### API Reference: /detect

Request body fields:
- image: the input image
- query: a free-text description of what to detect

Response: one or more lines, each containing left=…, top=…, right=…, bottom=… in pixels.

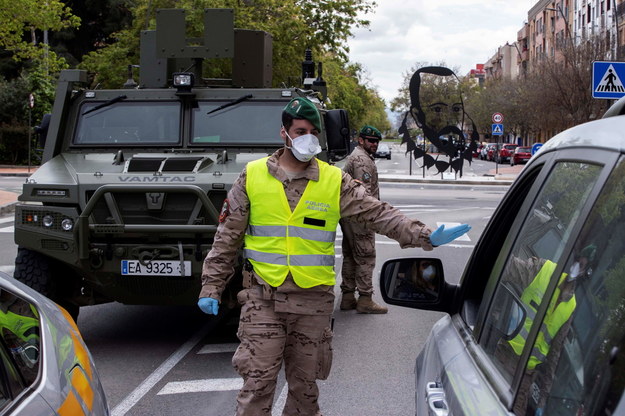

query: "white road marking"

left=111, top=321, right=213, bottom=416
left=273, top=384, right=289, bottom=416
left=157, top=378, right=243, bottom=395
left=197, top=343, right=238, bottom=354
left=0, top=266, right=14, bottom=274
left=0, top=217, right=13, bottom=224
left=0, top=226, right=14, bottom=233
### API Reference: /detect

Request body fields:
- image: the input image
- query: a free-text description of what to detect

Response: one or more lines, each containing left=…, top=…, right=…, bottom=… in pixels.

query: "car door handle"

left=426, top=381, right=449, bottom=416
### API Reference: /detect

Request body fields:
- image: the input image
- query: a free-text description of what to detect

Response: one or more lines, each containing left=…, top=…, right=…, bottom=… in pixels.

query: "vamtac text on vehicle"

left=13, top=9, right=351, bottom=320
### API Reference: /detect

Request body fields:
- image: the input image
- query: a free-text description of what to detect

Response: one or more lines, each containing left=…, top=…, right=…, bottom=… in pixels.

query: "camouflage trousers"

left=232, top=292, right=333, bottom=416
left=339, top=220, right=376, bottom=296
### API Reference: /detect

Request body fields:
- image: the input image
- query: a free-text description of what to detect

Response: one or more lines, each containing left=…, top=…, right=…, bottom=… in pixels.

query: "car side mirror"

left=323, top=109, right=350, bottom=161
left=380, top=258, right=444, bottom=306
left=486, top=282, right=527, bottom=340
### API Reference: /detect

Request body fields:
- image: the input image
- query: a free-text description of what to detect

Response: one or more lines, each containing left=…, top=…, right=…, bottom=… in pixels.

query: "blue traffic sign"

left=492, top=123, right=503, bottom=136
left=592, top=61, right=625, bottom=99
left=531, top=143, right=543, bottom=155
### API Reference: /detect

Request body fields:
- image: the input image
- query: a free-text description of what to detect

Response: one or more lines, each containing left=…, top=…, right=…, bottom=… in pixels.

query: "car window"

left=0, top=290, right=41, bottom=388
left=477, top=161, right=603, bottom=408
left=514, top=157, right=625, bottom=415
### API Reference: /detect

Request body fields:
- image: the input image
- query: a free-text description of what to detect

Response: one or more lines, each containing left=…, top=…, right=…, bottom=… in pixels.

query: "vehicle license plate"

left=121, top=260, right=192, bottom=276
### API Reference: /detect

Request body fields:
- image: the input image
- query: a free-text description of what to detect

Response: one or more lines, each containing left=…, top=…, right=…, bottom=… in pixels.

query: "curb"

left=0, top=202, right=17, bottom=215
left=0, top=172, right=32, bottom=177
left=379, top=176, right=515, bottom=186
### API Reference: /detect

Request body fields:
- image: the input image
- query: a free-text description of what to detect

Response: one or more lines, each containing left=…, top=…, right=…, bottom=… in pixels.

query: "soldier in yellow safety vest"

left=197, top=97, right=471, bottom=416
left=505, top=244, right=595, bottom=414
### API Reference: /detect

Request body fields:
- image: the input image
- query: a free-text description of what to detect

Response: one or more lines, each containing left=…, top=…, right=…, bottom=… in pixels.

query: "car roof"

left=538, top=113, right=625, bottom=156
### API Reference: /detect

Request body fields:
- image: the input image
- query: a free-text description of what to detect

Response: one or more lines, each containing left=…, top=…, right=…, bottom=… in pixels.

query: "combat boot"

left=340, top=292, right=357, bottom=310
left=356, top=295, right=388, bottom=314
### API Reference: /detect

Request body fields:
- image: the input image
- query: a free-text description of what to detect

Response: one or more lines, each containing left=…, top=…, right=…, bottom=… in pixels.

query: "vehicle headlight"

left=42, top=215, right=54, bottom=228
left=61, top=218, right=74, bottom=231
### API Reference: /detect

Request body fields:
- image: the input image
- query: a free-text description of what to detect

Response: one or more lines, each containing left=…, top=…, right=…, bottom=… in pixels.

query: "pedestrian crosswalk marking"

left=595, top=64, right=625, bottom=93
left=157, top=378, right=243, bottom=395
left=0, top=226, right=14, bottom=233
left=0, top=217, right=13, bottom=224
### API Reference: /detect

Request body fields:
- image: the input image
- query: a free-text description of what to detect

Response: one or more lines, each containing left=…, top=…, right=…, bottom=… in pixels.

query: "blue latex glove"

left=430, top=223, right=471, bottom=247
left=198, top=297, right=219, bottom=315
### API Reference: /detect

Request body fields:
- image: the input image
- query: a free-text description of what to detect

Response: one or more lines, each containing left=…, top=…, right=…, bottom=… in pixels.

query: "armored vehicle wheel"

left=14, top=248, right=80, bottom=321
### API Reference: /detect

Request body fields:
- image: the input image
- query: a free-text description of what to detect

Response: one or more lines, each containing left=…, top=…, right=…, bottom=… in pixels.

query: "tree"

left=0, top=0, right=80, bottom=74
left=323, top=56, right=389, bottom=132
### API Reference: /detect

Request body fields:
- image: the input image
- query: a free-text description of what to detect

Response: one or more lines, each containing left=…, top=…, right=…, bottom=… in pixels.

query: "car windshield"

left=504, top=145, right=516, bottom=150
left=192, top=101, right=285, bottom=145
left=519, top=147, right=531, bottom=152
left=74, top=101, right=181, bottom=145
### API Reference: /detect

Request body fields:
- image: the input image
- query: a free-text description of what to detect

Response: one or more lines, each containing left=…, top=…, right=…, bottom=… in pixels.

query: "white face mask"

left=285, top=130, right=322, bottom=162
left=567, top=261, right=582, bottom=281
left=422, top=265, right=436, bottom=282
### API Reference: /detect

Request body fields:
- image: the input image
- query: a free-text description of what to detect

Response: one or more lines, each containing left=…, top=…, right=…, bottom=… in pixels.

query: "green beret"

left=283, top=97, right=322, bottom=132
left=360, top=125, right=382, bottom=140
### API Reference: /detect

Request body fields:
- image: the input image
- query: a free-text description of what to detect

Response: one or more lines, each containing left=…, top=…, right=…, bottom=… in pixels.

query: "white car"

left=374, top=143, right=391, bottom=159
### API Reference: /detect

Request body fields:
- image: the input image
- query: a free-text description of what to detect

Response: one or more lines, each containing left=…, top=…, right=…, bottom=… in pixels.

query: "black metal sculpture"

left=399, top=66, right=479, bottom=176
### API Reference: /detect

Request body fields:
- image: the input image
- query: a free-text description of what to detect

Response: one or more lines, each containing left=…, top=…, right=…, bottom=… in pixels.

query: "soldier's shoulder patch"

left=219, top=199, right=230, bottom=223
left=362, top=172, right=371, bottom=182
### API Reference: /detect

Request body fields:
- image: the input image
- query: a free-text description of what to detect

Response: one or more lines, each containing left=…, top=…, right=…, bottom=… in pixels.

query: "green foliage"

left=323, top=56, right=389, bottom=133
left=0, top=69, right=56, bottom=164
left=0, top=0, right=80, bottom=73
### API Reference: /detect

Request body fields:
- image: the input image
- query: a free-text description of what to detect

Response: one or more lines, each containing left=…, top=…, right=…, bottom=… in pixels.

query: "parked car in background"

left=511, top=146, right=532, bottom=166
left=473, top=144, right=483, bottom=158
left=479, top=143, right=489, bottom=159
left=486, top=143, right=499, bottom=161
left=379, top=97, right=625, bottom=415
left=497, top=143, right=518, bottom=163
left=374, top=142, right=391, bottom=159
left=0, top=271, right=109, bottom=415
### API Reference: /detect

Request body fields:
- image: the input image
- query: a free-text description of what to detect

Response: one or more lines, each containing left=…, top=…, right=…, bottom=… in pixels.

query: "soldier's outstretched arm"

left=200, top=170, right=250, bottom=302
left=339, top=173, right=469, bottom=249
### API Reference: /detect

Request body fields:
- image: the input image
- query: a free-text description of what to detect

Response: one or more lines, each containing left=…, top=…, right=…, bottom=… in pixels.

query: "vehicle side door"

left=426, top=147, right=617, bottom=415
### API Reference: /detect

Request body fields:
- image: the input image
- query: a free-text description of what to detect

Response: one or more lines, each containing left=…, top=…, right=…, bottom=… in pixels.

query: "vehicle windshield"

left=74, top=101, right=181, bottom=145
left=192, top=101, right=285, bottom=145
left=518, top=147, right=532, bottom=152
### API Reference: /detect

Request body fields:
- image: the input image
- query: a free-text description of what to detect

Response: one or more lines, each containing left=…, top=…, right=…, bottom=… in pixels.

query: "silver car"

left=381, top=97, right=625, bottom=415
left=0, top=271, right=108, bottom=415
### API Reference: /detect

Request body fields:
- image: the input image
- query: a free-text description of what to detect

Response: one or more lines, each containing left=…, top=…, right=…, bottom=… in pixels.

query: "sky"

left=346, top=0, right=539, bottom=108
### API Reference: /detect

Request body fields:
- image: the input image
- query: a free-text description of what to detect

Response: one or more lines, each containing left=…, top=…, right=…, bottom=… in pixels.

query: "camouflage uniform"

left=340, top=144, right=380, bottom=303
left=200, top=149, right=433, bottom=416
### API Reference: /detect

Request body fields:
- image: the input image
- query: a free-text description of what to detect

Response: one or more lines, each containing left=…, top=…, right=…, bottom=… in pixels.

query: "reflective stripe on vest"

left=245, top=157, right=341, bottom=288
left=508, top=260, right=576, bottom=370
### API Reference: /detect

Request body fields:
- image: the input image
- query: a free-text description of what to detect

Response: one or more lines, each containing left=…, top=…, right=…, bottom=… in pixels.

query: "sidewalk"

left=0, top=163, right=523, bottom=214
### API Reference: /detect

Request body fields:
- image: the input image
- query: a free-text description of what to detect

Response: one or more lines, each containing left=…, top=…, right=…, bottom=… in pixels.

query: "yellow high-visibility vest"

left=244, top=157, right=341, bottom=288
left=508, top=260, right=576, bottom=370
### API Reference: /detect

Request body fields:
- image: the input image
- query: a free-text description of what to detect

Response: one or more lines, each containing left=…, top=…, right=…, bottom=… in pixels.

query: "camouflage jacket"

left=200, top=149, right=433, bottom=314
left=343, top=145, right=379, bottom=199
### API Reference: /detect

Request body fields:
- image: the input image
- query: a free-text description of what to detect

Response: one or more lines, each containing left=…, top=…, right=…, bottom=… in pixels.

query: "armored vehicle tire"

left=14, top=248, right=80, bottom=321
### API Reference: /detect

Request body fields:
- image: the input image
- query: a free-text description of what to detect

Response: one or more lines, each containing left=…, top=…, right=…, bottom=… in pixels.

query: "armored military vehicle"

left=13, top=9, right=351, bottom=319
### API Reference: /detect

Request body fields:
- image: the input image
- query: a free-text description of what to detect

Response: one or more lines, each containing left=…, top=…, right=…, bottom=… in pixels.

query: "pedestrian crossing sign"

left=492, top=123, right=503, bottom=136
left=592, top=61, right=625, bottom=99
